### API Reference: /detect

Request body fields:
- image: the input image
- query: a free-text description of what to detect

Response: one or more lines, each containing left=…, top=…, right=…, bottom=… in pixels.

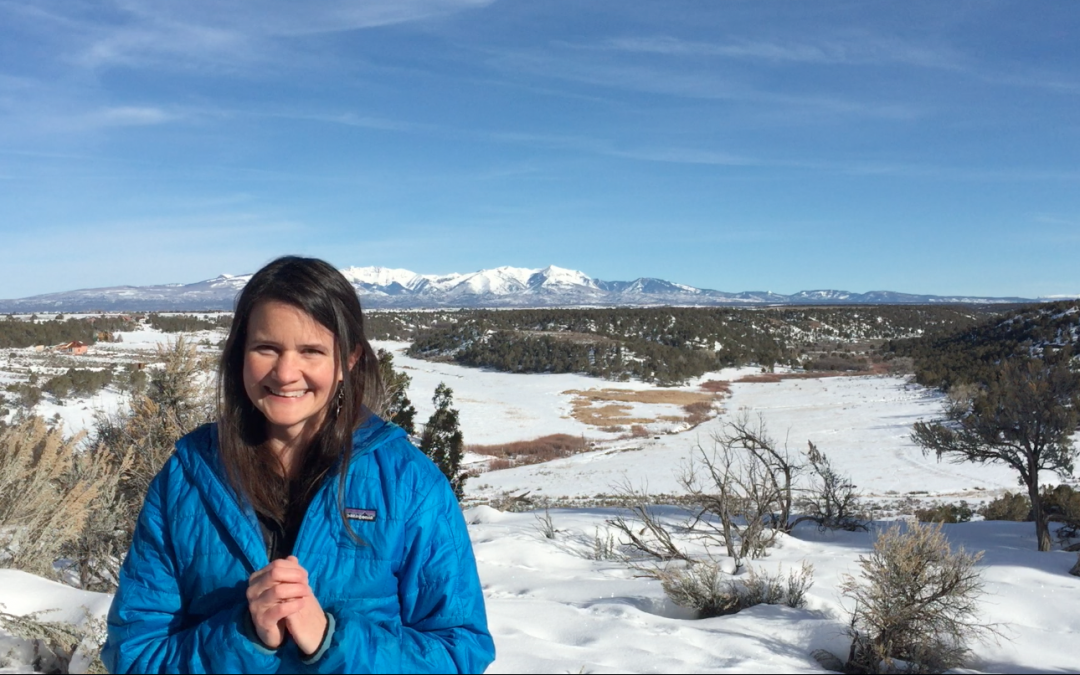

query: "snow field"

left=466, top=372, right=1025, bottom=503
left=2, top=515, right=1077, bottom=673
left=471, top=508, right=1080, bottom=673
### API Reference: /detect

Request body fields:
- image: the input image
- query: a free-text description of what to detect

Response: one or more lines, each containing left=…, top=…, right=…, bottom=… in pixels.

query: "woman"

left=102, top=256, right=495, bottom=673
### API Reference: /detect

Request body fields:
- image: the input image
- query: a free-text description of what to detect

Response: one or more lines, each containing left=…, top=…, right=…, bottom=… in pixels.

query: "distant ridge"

left=0, top=265, right=1034, bottom=312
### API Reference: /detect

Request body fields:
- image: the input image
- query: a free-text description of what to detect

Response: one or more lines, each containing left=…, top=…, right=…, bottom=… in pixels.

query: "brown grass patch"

left=469, top=434, right=591, bottom=471
left=700, top=380, right=732, bottom=394
left=563, top=387, right=722, bottom=428
left=682, top=400, right=715, bottom=426
left=563, top=388, right=715, bottom=406
left=570, top=401, right=653, bottom=426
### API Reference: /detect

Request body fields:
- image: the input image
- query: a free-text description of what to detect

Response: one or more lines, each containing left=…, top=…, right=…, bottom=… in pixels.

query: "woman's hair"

left=217, top=255, right=383, bottom=528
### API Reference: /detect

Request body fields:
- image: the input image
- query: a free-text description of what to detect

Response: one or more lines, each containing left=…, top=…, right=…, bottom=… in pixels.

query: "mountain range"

left=0, top=265, right=1034, bottom=312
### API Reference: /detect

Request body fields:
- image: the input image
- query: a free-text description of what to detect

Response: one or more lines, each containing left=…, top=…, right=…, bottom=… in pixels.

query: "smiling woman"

left=101, top=256, right=495, bottom=673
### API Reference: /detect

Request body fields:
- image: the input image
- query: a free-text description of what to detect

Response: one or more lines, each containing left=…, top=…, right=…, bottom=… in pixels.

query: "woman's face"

left=243, top=300, right=342, bottom=447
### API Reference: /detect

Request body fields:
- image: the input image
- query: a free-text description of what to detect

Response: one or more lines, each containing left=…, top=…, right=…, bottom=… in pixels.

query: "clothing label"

left=345, top=508, right=377, bottom=522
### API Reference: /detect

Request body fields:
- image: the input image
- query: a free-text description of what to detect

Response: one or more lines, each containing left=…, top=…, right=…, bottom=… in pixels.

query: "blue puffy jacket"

left=102, top=416, right=495, bottom=674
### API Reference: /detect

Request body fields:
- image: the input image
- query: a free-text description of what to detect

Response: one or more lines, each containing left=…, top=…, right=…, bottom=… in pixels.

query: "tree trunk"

left=1071, top=552, right=1080, bottom=577
left=1028, top=481, right=1053, bottom=552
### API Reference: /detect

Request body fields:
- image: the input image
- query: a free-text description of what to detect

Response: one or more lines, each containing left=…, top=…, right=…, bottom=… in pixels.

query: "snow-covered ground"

left=2, top=339, right=1079, bottom=673
left=2, top=514, right=1077, bottom=674
left=464, top=372, right=1022, bottom=503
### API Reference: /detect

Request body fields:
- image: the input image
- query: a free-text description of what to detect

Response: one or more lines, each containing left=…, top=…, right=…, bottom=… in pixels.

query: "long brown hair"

left=217, top=256, right=383, bottom=528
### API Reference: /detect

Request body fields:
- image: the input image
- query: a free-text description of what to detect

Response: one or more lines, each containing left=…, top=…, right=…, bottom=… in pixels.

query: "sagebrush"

left=841, top=522, right=991, bottom=674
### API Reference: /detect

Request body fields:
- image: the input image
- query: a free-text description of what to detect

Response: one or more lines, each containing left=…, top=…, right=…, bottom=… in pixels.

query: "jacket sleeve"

left=309, top=476, right=495, bottom=674
left=101, top=467, right=278, bottom=674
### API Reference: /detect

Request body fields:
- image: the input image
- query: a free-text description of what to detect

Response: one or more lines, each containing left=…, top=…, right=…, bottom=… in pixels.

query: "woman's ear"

left=347, top=346, right=363, bottom=372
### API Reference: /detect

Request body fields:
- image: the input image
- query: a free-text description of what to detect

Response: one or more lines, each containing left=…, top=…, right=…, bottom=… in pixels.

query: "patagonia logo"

left=345, top=508, right=377, bottom=522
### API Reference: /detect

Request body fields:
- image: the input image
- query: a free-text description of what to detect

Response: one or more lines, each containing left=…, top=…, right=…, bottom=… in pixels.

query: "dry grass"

left=683, top=400, right=715, bottom=426
left=700, top=380, right=732, bottom=394
left=469, top=434, right=592, bottom=470
left=563, top=388, right=721, bottom=428
left=564, top=388, right=715, bottom=406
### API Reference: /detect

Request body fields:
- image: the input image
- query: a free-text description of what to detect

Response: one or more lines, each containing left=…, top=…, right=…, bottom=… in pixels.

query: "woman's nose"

left=273, top=351, right=302, bottom=382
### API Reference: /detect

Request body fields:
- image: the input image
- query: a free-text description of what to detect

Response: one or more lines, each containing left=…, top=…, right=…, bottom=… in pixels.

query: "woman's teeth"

left=270, top=389, right=307, bottom=398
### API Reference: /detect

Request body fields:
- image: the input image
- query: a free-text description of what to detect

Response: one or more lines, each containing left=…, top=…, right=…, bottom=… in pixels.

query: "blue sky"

left=1, top=0, right=1077, bottom=299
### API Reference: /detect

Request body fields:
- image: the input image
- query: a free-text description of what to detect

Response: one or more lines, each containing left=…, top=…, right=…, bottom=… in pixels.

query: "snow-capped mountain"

left=0, top=266, right=1033, bottom=312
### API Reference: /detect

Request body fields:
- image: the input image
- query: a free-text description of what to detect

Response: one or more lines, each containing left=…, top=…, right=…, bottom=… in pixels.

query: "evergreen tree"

left=376, top=349, right=417, bottom=435
left=419, top=383, right=466, bottom=501
left=912, top=358, right=1080, bottom=551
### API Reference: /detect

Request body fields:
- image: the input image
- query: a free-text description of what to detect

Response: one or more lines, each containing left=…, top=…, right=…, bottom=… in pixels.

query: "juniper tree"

left=912, top=358, right=1080, bottom=551
left=376, top=348, right=417, bottom=435
left=420, top=382, right=466, bottom=500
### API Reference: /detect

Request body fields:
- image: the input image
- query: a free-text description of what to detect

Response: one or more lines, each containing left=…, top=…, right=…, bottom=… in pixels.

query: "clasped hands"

left=247, top=555, right=327, bottom=655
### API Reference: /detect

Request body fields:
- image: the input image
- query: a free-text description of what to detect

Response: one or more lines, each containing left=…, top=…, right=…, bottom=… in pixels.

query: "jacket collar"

left=172, top=414, right=406, bottom=572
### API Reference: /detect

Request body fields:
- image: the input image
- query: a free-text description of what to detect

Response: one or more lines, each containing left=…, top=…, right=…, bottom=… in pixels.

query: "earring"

left=335, top=387, right=344, bottom=417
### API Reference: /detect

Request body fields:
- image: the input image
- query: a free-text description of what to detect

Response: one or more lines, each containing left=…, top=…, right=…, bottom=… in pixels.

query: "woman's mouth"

left=267, top=387, right=308, bottom=398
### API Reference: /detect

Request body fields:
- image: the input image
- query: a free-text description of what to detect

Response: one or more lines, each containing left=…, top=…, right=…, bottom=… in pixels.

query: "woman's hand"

left=247, top=556, right=328, bottom=654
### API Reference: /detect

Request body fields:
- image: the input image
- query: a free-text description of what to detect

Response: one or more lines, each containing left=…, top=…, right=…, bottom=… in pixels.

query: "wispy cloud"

left=588, top=34, right=1080, bottom=95
left=593, top=35, right=966, bottom=71
left=609, top=146, right=1080, bottom=182
left=1, top=0, right=495, bottom=75
left=86, top=105, right=176, bottom=127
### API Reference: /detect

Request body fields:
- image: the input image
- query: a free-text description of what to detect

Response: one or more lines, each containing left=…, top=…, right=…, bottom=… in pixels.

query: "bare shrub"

left=656, top=560, right=737, bottom=618
left=656, top=560, right=814, bottom=618
left=534, top=508, right=557, bottom=539
left=612, top=415, right=856, bottom=570
left=629, top=424, right=649, bottom=438
left=608, top=484, right=693, bottom=564
left=590, top=527, right=622, bottom=561
left=797, top=441, right=865, bottom=531
left=739, top=561, right=815, bottom=610
left=678, top=414, right=801, bottom=567
left=841, top=522, right=991, bottom=674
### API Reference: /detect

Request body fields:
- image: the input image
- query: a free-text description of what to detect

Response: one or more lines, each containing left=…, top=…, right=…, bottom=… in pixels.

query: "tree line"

left=0, top=315, right=134, bottom=348
left=394, top=305, right=997, bottom=385
left=890, top=299, right=1079, bottom=390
